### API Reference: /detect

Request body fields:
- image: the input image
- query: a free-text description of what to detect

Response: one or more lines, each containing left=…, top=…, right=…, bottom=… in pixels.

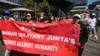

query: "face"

left=74, top=18, right=80, bottom=24
left=26, top=13, right=32, bottom=20
left=40, top=12, right=44, bottom=17
left=66, top=15, right=71, bottom=19
left=5, top=15, right=10, bottom=19
left=76, top=19, right=80, bottom=23
left=50, top=16, right=55, bottom=21
left=43, top=20, right=49, bottom=24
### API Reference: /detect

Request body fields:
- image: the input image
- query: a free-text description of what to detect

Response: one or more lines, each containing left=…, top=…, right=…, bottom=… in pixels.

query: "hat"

left=3, top=10, right=11, bottom=15
left=73, top=14, right=81, bottom=19
left=92, top=13, right=95, bottom=15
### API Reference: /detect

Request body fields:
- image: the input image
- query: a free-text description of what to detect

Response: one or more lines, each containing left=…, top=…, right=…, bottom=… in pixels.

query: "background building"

left=0, top=0, right=21, bottom=17
left=7, top=0, right=26, bottom=5
left=4, top=0, right=87, bottom=18
left=67, top=0, right=86, bottom=4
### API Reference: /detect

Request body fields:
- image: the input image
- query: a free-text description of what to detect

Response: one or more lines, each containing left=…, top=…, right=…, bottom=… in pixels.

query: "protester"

left=42, top=17, right=51, bottom=24
left=3, top=10, right=15, bottom=21
left=65, top=13, right=73, bottom=23
left=10, top=12, right=40, bottom=56
left=66, top=13, right=72, bottom=19
left=59, top=13, right=73, bottom=24
left=0, top=16, right=2, bottom=43
left=72, top=14, right=89, bottom=56
left=81, top=11, right=89, bottom=25
left=50, top=15, right=56, bottom=23
left=2, top=10, right=15, bottom=56
left=38, top=12, right=45, bottom=22
left=22, top=12, right=36, bottom=23
left=88, top=13, right=99, bottom=43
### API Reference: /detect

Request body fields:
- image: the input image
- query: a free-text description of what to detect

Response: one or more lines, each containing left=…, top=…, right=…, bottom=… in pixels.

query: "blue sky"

left=88, top=0, right=99, bottom=5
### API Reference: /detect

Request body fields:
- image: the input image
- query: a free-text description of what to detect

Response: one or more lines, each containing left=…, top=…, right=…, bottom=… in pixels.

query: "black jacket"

left=79, top=22, right=89, bottom=45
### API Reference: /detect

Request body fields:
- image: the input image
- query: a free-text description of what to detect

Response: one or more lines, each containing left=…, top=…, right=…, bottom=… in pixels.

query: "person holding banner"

left=22, top=12, right=37, bottom=23
left=14, top=12, right=40, bottom=56
left=73, top=14, right=89, bottom=56
left=50, top=15, right=56, bottom=23
left=2, top=10, right=15, bottom=56
left=3, top=10, right=15, bottom=21
left=38, top=12, right=45, bottom=23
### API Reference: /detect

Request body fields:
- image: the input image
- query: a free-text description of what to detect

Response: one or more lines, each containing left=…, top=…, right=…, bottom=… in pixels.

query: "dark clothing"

left=0, top=30, right=3, bottom=45
left=78, top=22, right=89, bottom=56
left=78, top=48, right=84, bottom=56
left=79, top=22, right=89, bottom=46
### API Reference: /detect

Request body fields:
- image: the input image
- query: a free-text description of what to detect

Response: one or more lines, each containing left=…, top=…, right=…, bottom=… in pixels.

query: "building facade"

left=66, top=0, right=86, bottom=4
left=7, top=0, right=26, bottom=5
left=5, top=0, right=87, bottom=17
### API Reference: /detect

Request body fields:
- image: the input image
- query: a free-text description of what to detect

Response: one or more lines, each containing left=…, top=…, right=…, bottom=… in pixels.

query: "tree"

left=23, top=0, right=35, bottom=12
left=35, top=3, right=41, bottom=17
left=39, top=0, right=51, bottom=16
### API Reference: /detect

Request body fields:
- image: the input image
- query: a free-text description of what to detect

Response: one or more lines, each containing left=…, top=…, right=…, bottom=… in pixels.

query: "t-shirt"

left=81, top=16, right=89, bottom=24
left=88, top=18, right=96, bottom=28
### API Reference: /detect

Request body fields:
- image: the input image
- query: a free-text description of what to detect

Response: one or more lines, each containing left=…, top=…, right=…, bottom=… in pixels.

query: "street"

left=82, top=26, right=100, bottom=56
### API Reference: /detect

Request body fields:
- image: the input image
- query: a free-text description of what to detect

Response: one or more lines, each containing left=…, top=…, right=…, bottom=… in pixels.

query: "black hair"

left=72, top=16, right=80, bottom=24
left=25, top=12, right=37, bottom=21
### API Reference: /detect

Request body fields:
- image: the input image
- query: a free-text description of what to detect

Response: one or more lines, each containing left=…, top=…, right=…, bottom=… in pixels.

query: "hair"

left=72, top=16, right=80, bottom=24
left=3, top=10, right=11, bottom=16
left=39, top=17, right=51, bottom=23
left=25, top=12, right=33, bottom=17
left=25, top=12, right=37, bottom=21
left=49, top=16, right=55, bottom=21
left=66, top=13, right=72, bottom=19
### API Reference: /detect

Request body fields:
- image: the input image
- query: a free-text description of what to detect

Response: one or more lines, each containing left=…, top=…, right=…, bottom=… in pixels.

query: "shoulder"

left=9, top=17, right=15, bottom=21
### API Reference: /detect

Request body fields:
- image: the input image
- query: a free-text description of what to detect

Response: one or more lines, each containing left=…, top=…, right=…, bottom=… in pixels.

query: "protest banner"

left=0, top=20, right=80, bottom=56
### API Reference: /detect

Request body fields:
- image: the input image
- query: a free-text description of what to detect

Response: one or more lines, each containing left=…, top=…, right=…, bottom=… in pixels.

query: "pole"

left=35, top=3, right=36, bottom=17
left=59, top=9, right=60, bottom=18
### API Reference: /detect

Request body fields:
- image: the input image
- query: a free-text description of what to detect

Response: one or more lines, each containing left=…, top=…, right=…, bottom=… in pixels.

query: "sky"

left=88, top=0, right=99, bottom=5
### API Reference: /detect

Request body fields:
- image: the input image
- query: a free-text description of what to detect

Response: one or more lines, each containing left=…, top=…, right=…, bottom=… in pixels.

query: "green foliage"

left=35, top=3, right=41, bottom=17
left=23, top=0, right=51, bottom=17
left=23, top=0, right=35, bottom=11
left=40, top=0, right=51, bottom=16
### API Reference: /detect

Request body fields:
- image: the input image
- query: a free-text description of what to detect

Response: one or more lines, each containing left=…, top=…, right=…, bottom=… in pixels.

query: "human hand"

left=78, top=43, right=81, bottom=46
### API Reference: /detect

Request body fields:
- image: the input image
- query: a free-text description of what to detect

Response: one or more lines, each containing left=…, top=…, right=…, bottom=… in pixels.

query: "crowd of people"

left=0, top=9, right=99, bottom=56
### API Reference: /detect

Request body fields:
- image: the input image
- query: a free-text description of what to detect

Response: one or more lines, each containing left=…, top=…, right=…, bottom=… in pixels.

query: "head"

left=3, top=10, right=11, bottom=19
left=43, top=18, right=50, bottom=24
left=90, top=13, right=95, bottom=19
left=66, top=13, right=72, bottom=19
left=92, top=13, right=96, bottom=18
left=25, top=12, right=33, bottom=21
left=39, top=12, right=45, bottom=17
left=82, top=11, right=88, bottom=16
left=73, top=14, right=81, bottom=24
left=50, top=16, right=55, bottom=21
